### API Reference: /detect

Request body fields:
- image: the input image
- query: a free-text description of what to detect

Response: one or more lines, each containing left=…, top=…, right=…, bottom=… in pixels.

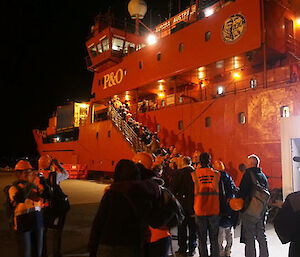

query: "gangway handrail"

left=108, top=105, right=143, bottom=153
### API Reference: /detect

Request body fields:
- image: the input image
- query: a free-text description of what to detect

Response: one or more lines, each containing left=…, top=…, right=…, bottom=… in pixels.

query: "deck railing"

left=108, top=105, right=143, bottom=153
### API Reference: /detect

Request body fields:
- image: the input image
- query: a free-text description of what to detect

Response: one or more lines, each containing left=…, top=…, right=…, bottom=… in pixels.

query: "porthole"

left=179, top=43, right=184, bottom=52
left=280, top=106, right=290, bottom=117
left=205, top=116, right=211, bottom=127
left=238, top=112, right=246, bottom=124
left=157, top=53, right=161, bottom=61
left=178, top=120, right=183, bottom=130
left=205, top=31, right=211, bottom=42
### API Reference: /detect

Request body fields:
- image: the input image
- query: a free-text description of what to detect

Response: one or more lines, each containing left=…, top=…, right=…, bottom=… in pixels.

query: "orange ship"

left=33, top=0, right=300, bottom=190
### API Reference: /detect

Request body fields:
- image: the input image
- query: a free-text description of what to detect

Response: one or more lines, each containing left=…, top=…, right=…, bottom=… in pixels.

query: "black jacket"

left=274, top=191, right=300, bottom=257
left=169, top=166, right=195, bottom=215
left=88, top=180, right=160, bottom=257
left=238, top=167, right=269, bottom=202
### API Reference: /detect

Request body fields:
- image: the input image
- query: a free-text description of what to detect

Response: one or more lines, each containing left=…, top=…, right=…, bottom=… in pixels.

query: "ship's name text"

left=103, top=68, right=124, bottom=89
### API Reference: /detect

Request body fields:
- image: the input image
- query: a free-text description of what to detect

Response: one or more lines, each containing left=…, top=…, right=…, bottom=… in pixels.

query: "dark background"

left=1, top=0, right=192, bottom=165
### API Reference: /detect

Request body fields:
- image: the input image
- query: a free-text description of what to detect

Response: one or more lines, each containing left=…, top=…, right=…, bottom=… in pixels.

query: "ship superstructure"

left=33, top=0, right=300, bottom=189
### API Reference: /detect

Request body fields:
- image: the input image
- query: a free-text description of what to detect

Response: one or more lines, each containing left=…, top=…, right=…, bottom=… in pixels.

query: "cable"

left=176, top=98, right=218, bottom=136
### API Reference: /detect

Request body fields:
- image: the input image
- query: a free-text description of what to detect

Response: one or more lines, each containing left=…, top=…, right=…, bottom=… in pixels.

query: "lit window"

left=205, top=31, right=211, bottom=41
left=280, top=106, right=290, bottom=117
left=238, top=112, right=246, bottom=124
left=217, top=86, right=224, bottom=95
left=101, top=37, right=110, bottom=52
left=178, top=120, right=183, bottom=130
left=97, top=43, right=102, bottom=53
left=205, top=117, right=211, bottom=127
left=89, top=44, right=97, bottom=57
left=179, top=96, right=183, bottom=103
left=179, top=43, right=184, bottom=52
left=250, top=78, right=257, bottom=88
left=162, top=100, right=165, bottom=107
left=216, top=60, right=224, bottom=69
left=112, top=37, right=124, bottom=51
left=124, top=41, right=135, bottom=54
left=157, top=124, right=160, bottom=132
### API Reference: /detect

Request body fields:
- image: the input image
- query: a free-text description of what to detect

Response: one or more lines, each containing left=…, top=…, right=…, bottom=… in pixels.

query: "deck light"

left=217, top=86, right=224, bottom=95
left=233, top=72, right=241, bottom=79
left=147, top=34, right=157, bottom=45
left=204, top=8, right=214, bottom=17
left=159, top=84, right=163, bottom=91
left=296, top=18, right=300, bottom=27
left=158, top=92, right=165, bottom=98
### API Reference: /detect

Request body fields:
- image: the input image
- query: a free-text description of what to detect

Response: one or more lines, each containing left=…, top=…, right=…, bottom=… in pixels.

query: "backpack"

left=147, top=186, right=185, bottom=229
left=47, top=172, right=70, bottom=215
left=3, top=182, right=23, bottom=228
left=243, top=172, right=270, bottom=219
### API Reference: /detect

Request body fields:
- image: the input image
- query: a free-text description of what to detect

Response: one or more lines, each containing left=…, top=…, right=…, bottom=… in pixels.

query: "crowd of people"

left=7, top=149, right=300, bottom=257
left=109, top=98, right=160, bottom=150
left=87, top=149, right=271, bottom=257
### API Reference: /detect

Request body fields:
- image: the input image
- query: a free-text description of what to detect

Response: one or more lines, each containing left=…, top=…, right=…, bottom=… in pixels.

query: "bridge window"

left=101, top=37, right=110, bottom=52
left=124, top=41, right=136, bottom=54
left=97, top=43, right=102, bottom=54
left=280, top=106, right=290, bottom=117
left=89, top=44, right=97, bottom=57
left=112, top=37, right=124, bottom=51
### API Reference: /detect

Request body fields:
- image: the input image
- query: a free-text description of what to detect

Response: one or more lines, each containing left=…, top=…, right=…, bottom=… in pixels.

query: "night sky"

left=1, top=0, right=191, bottom=164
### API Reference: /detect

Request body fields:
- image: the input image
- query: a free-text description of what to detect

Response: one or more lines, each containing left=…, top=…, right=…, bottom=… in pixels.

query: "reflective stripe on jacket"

left=192, top=167, right=220, bottom=216
left=149, top=226, right=170, bottom=243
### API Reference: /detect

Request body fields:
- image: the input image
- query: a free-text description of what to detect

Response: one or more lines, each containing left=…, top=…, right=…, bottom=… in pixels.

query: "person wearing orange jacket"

left=9, top=160, right=44, bottom=257
left=192, top=152, right=220, bottom=257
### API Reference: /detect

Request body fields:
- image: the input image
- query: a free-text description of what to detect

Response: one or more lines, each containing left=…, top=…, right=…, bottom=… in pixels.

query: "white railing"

left=108, top=105, right=143, bottom=152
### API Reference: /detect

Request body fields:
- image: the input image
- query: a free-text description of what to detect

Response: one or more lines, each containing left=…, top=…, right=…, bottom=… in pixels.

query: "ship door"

left=291, top=138, right=300, bottom=193
left=280, top=116, right=300, bottom=199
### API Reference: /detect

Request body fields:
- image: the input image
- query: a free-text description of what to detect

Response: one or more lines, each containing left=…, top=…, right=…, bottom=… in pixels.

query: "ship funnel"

left=128, top=0, right=147, bottom=20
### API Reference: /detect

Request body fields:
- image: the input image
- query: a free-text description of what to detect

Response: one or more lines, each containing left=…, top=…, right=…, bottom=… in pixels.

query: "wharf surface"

left=0, top=173, right=289, bottom=257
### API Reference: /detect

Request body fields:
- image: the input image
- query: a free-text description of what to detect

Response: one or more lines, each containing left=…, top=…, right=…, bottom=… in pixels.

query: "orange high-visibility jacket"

left=191, top=167, right=220, bottom=216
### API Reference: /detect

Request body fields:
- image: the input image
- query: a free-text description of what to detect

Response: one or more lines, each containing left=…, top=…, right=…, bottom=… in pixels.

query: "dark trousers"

left=16, top=227, right=43, bottom=257
left=42, top=215, right=66, bottom=257
left=196, top=215, right=220, bottom=257
left=145, top=237, right=171, bottom=257
left=178, top=215, right=197, bottom=253
left=289, top=242, right=300, bottom=257
left=241, top=215, right=269, bottom=257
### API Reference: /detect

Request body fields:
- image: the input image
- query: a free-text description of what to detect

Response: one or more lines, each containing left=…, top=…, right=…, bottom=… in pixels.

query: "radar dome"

left=128, top=0, right=147, bottom=19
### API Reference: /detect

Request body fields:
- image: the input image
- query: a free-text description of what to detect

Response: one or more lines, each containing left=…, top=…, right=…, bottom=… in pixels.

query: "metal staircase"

left=108, top=105, right=143, bottom=153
